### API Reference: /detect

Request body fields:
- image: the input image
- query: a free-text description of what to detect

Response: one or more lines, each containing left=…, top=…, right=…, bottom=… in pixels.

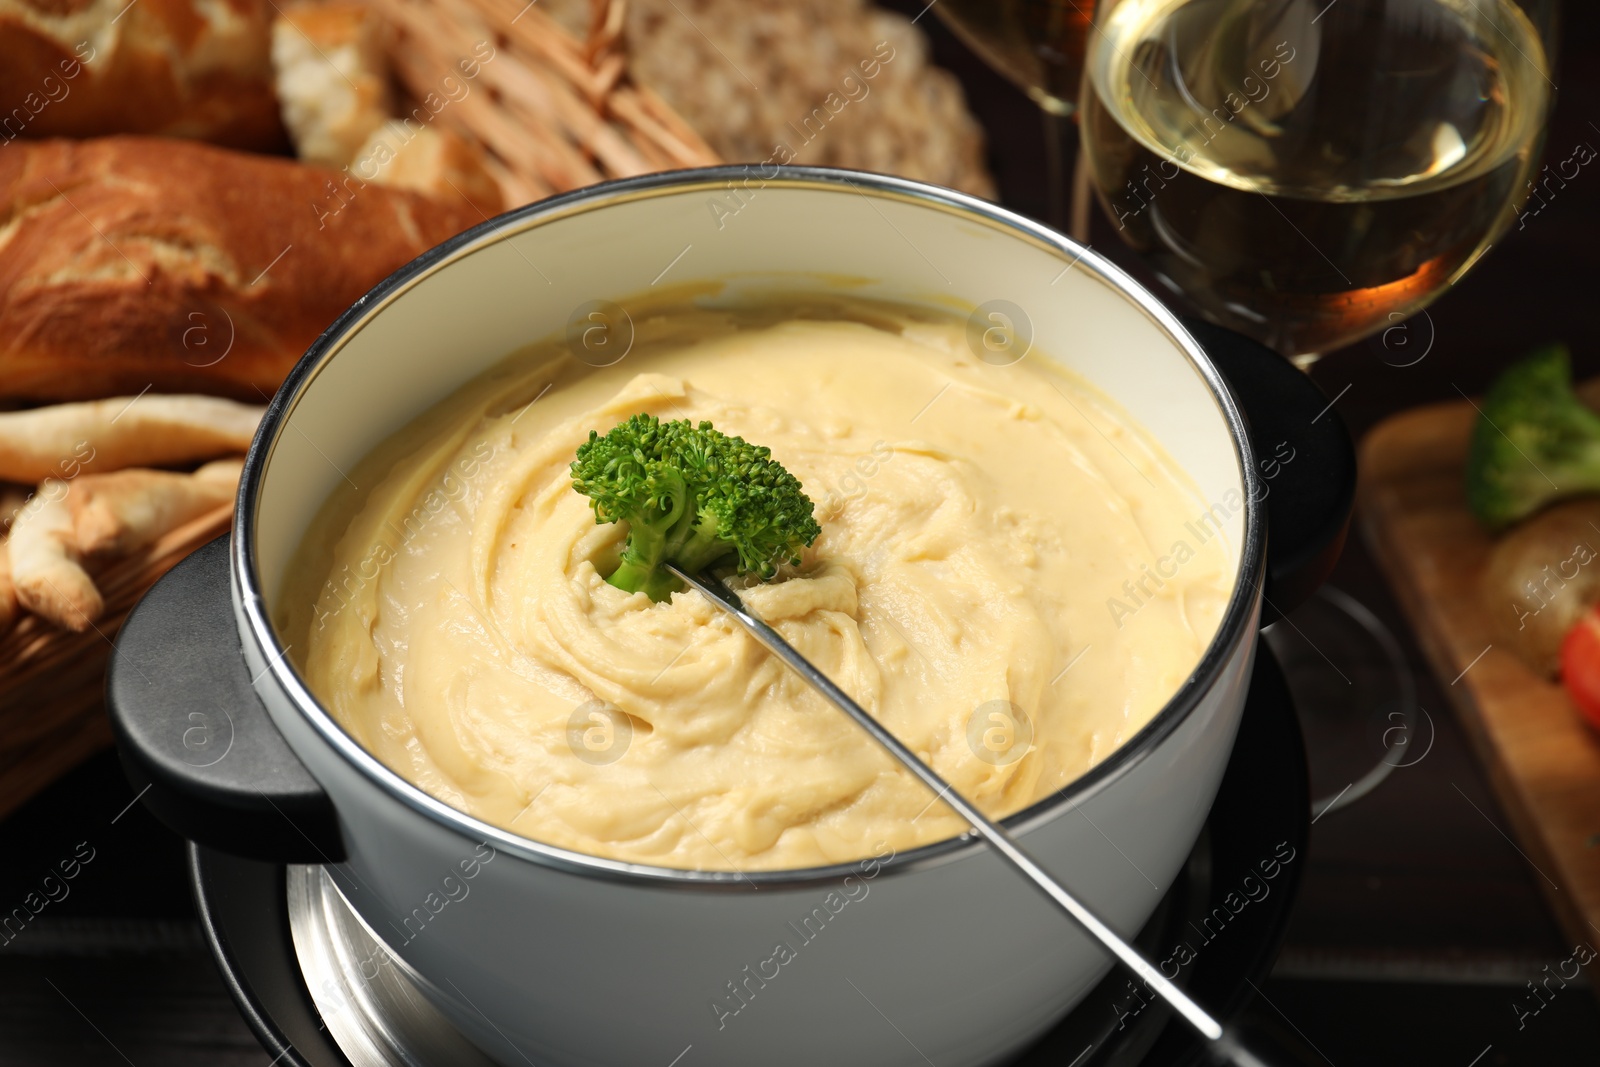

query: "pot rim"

left=232, top=165, right=1266, bottom=889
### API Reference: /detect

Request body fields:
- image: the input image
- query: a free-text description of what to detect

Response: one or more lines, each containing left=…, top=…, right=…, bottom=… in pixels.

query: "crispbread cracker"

left=544, top=0, right=994, bottom=197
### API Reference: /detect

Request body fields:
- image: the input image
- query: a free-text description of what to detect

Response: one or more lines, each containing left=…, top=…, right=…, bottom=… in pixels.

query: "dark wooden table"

left=3, top=4, right=1599, bottom=1064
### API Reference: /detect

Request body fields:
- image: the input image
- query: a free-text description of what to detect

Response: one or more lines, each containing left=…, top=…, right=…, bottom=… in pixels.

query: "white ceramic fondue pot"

left=108, top=167, right=1351, bottom=1067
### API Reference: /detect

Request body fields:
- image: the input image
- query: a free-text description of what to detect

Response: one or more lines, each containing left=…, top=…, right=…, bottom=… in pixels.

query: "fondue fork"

left=667, top=563, right=1302, bottom=1067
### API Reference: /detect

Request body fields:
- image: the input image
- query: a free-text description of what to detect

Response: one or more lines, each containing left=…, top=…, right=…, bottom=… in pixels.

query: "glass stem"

left=1043, top=108, right=1092, bottom=243
left=1070, top=144, right=1093, bottom=244
left=1042, top=108, right=1067, bottom=231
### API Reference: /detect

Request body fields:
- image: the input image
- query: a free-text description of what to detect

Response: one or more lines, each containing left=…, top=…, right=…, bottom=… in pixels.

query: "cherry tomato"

left=1560, top=608, right=1600, bottom=730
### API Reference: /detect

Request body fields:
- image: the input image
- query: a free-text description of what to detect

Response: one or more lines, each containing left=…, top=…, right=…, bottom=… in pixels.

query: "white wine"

left=1082, top=0, right=1551, bottom=355
left=937, top=0, right=1097, bottom=116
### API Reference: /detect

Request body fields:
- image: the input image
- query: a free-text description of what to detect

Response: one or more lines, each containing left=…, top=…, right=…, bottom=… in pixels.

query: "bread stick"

left=9, top=485, right=103, bottom=631
left=0, top=485, right=26, bottom=532
left=0, top=396, right=263, bottom=484
left=0, top=535, right=16, bottom=636
left=71, top=464, right=242, bottom=556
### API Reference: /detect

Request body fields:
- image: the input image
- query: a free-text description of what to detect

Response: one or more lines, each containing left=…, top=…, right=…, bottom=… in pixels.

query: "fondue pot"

left=107, top=168, right=1352, bottom=1067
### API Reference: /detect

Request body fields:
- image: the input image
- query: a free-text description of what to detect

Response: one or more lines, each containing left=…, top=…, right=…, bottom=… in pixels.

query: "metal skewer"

left=667, top=563, right=1285, bottom=1067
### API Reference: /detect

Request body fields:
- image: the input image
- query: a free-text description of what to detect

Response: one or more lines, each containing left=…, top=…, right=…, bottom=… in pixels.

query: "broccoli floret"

left=570, top=413, right=821, bottom=601
left=1466, top=345, right=1600, bottom=529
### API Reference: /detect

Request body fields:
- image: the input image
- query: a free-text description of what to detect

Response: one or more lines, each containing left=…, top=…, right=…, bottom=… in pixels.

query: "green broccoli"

left=570, top=413, right=821, bottom=601
left=1466, top=344, right=1600, bottom=529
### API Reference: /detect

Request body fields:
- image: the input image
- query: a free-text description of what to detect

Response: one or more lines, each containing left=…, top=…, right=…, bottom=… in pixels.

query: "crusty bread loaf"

left=0, top=136, right=484, bottom=402
left=0, top=0, right=287, bottom=150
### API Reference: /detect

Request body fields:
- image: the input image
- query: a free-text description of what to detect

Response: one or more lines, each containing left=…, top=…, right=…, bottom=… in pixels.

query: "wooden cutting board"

left=1361, top=402, right=1600, bottom=950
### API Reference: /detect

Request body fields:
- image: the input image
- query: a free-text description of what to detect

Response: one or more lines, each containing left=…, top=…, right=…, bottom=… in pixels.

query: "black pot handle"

left=1183, top=317, right=1354, bottom=625
left=106, top=535, right=345, bottom=863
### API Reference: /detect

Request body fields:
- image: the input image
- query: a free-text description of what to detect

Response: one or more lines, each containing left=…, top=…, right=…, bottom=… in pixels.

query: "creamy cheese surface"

left=279, top=298, right=1237, bottom=871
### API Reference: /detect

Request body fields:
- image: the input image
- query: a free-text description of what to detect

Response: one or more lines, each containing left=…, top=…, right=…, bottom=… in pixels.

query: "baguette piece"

left=9, top=486, right=101, bottom=631
left=0, top=0, right=287, bottom=150
left=271, top=2, right=503, bottom=218
left=0, top=136, right=484, bottom=402
left=0, top=396, right=261, bottom=483
left=272, top=0, right=392, bottom=167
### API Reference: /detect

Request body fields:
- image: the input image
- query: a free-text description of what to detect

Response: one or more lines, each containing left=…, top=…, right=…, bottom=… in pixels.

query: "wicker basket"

left=0, top=507, right=231, bottom=818
left=0, top=0, right=718, bottom=821
left=378, top=0, right=720, bottom=202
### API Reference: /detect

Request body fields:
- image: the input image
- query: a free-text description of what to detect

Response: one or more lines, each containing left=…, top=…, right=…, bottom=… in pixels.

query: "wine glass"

left=1079, top=0, right=1558, bottom=366
left=935, top=0, right=1099, bottom=234
left=1078, top=0, right=1557, bottom=815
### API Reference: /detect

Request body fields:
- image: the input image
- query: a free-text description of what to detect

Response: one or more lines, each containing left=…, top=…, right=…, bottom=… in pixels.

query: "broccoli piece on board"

left=1466, top=345, right=1600, bottom=529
